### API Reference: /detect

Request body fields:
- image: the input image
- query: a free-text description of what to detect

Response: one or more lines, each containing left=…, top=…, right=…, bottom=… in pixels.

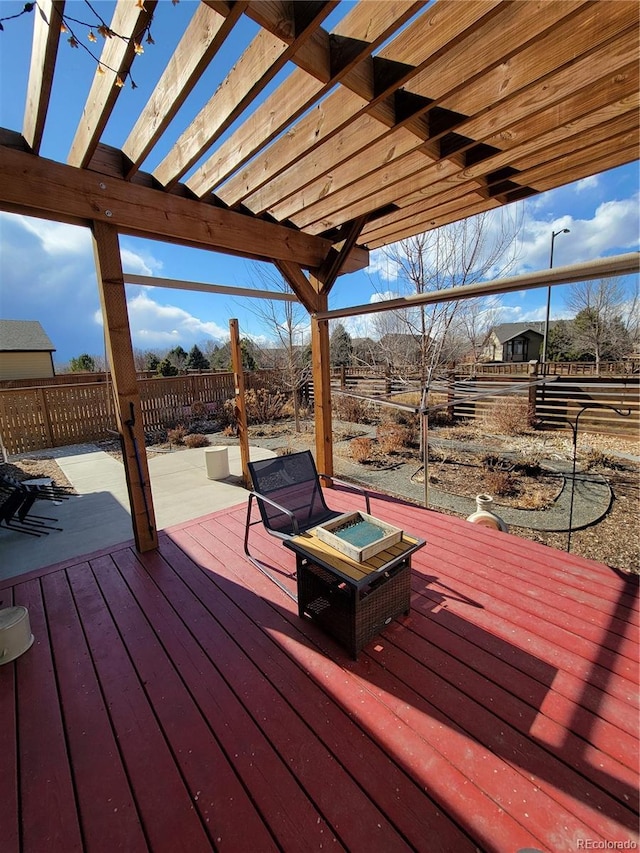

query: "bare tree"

left=566, top=277, right=636, bottom=369
left=381, top=207, right=523, bottom=383
left=241, top=264, right=311, bottom=431
left=454, top=295, right=505, bottom=364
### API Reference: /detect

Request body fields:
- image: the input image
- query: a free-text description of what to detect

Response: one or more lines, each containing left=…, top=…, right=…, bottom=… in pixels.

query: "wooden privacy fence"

left=449, top=376, right=639, bottom=437
left=325, top=369, right=639, bottom=438
left=0, top=370, right=277, bottom=455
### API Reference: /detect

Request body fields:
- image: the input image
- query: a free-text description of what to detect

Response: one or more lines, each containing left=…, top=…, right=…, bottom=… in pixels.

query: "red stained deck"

left=1, top=488, right=638, bottom=853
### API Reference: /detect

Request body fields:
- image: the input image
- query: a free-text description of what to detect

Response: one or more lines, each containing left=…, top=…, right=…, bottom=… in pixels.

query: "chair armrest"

left=249, top=491, right=300, bottom=535
left=317, top=473, right=371, bottom=515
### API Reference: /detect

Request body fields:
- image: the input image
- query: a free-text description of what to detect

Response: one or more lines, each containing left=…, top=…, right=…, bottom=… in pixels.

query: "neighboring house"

left=0, top=320, right=56, bottom=380
left=481, top=322, right=557, bottom=363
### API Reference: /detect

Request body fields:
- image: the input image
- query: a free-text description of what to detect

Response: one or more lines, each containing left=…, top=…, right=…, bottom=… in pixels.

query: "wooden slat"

left=360, top=38, right=639, bottom=243
left=153, top=2, right=338, bottom=189
left=233, top=0, right=588, bottom=216
left=22, top=0, right=64, bottom=154
left=41, top=569, right=148, bottom=853
left=288, top=77, right=639, bottom=233
left=292, top=2, right=637, bottom=236
left=89, top=551, right=281, bottom=851
left=316, top=100, right=638, bottom=241
left=67, top=559, right=214, bottom=852
left=0, top=587, right=18, bottom=853
left=67, top=0, right=157, bottom=168
left=216, top=0, right=503, bottom=209
left=16, top=578, right=84, bottom=853
left=186, top=0, right=425, bottom=198
left=121, top=1, right=247, bottom=177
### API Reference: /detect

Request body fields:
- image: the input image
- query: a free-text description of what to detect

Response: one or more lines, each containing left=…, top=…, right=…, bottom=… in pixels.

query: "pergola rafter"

left=1, top=0, right=637, bottom=551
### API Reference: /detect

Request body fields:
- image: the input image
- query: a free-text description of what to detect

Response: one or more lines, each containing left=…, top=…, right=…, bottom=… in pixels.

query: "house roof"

left=0, top=0, right=637, bottom=288
left=0, top=320, right=55, bottom=352
left=490, top=321, right=557, bottom=344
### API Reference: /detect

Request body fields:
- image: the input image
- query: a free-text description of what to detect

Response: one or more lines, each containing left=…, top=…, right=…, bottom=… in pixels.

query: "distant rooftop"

left=0, top=319, right=55, bottom=352
left=491, top=321, right=559, bottom=344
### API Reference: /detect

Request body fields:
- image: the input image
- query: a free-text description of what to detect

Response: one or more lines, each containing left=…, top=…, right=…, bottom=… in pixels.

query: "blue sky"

left=0, top=0, right=638, bottom=366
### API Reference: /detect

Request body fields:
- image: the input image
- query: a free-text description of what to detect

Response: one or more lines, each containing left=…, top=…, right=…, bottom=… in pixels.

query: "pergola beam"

left=0, top=143, right=368, bottom=273
left=124, top=273, right=298, bottom=302
left=121, top=1, right=248, bottom=178
left=314, top=253, right=640, bottom=321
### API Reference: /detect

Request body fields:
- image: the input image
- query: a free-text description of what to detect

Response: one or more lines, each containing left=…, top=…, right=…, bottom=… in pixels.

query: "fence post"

left=447, top=369, right=456, bottom=422
left=37, top=387, right=54, bottom=447
left=340, top=364, right=346, bottom=390
left=528, top=360, right=539, bottom=427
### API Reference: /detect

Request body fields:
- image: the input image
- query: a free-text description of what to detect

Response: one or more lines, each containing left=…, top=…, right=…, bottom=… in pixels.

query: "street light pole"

left=541, top=227, right=570, bottom=364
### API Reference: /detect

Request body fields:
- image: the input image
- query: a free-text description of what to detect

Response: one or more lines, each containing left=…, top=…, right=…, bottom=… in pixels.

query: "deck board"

left=1, top=488, right=638, bottom=853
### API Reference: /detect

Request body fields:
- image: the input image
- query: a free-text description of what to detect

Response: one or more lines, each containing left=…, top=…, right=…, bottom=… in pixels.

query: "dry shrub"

left=167, top=424, right=188, bottom=445
left=222, top=424, right=236, bottom=437
left=429, top=407, right=455, bottom=427
left=224, top=389, right=287, bottom=425
left=484, top=469, right=517, bottom=496
left=377, top=422, right=412, bottom=454
left=582, top=449, right=624, bottom=471
left=350, top=437, right=374, bottom=463
left=190, top=400, right=209, bottom=418
left=280, top=397, right=310, bottom=419
left=184, top=433, right=209, bottom=448
left=332, top=394, right=373, bottom=423
left=481, top=396, right=530, bottom=436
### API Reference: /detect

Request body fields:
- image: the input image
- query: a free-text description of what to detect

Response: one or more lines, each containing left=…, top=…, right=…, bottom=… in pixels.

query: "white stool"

left=204, top=446, right=230, bottom=480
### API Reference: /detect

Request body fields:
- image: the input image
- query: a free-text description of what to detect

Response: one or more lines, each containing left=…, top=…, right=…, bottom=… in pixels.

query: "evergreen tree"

left=157, top=357, right=178, bottom=377
left=186, top=344, right=210, bottom=370
left=69, top=353, right=96, bottom=372
left=167, top=346, right=188, bottom=370
left=240, top=339, right=258, bottom=370
left=546, top=319, right=575, bottom=362
left=144, top=351, right=160, bottom=371
left=330, top=323, right=352, bottom=367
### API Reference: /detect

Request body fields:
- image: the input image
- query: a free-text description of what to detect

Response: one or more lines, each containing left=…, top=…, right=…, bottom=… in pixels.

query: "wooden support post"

left=528, top=359, right=539, bottom=426
left=447, top=368, right=456, bottom=422
left=229, top=319, right=250, bottom=488
left=91, top=221, right=158, bottom=552
left=311, top=289, right=333, bottom=479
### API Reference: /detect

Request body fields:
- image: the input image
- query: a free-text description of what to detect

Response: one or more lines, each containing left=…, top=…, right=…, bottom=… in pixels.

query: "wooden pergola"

left=0, top=0, right=638, bottom=552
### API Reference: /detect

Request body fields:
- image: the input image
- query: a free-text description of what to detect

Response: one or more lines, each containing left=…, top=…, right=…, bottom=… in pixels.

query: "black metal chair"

left=244, top=451, right=371, bottom=590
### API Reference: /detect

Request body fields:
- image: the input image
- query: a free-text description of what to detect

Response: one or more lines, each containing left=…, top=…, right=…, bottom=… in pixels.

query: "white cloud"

left=120, top=247, right=162, bottom=277
left=8, top=214, right=92, bottom=256
left=97, top=291, right=229, bottom=349
left=517, top=194, right=639, bottom=272
left=368, top=249, right=401, bottom=282
left=371, top=290, right=400, bottom=302
left=575, top=175, right=598, bottom=193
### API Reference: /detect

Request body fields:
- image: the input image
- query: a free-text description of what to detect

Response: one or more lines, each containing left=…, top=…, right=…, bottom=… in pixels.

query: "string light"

left=0, top=0, right=160, bottom=90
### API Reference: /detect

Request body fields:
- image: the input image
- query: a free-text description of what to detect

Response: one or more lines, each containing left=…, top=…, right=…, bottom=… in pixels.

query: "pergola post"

left=91, top=220, right=158, bottom=552
left=310, top=287, right=333, bottom=479
left=229, top=318, right=250, bottom=488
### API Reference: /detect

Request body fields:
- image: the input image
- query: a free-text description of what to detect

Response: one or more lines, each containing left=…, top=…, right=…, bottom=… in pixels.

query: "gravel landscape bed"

left=3, top=422, right=637, bottom=574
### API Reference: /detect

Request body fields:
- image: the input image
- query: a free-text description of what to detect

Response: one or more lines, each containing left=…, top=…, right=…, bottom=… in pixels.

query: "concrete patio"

left=0, top=443, right=275, bottom=582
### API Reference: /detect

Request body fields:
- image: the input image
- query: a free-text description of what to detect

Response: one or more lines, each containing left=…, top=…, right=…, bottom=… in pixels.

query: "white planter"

left=466, top=493, right=509, bottom=532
